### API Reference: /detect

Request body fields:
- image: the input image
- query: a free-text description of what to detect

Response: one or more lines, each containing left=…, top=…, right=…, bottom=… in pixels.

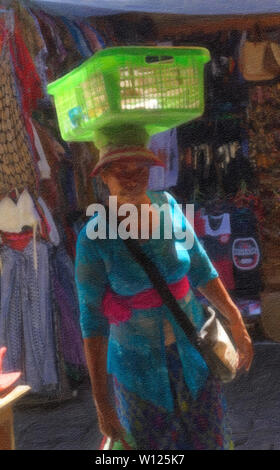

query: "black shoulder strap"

left=123, top=237, right=200, bottom=347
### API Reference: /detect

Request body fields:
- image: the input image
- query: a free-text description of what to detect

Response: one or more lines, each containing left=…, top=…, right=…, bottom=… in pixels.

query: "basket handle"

left=145, top=55, right=174, bottom=64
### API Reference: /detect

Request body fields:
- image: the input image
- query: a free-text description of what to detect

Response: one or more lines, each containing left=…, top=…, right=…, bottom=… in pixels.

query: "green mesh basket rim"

left=47, top=46, right=210, bottom=96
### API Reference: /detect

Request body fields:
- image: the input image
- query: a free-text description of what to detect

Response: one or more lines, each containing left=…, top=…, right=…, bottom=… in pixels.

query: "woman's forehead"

left=108, top=160, right=150, bottom=171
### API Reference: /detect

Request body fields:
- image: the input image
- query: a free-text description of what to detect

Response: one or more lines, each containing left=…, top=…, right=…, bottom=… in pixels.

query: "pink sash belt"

left=102, top=276, right=190, bottom=325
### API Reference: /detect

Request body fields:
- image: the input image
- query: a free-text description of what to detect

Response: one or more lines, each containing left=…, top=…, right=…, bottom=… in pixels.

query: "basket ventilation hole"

left=145, top=55, right=174, bottom=64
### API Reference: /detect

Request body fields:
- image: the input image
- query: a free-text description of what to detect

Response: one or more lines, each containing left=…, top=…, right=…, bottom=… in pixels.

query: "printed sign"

left=232, top=237, right=260, bottom=271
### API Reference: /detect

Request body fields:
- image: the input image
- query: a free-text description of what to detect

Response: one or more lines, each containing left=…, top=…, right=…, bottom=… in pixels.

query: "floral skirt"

left=113, top=343, right=234, bottom=450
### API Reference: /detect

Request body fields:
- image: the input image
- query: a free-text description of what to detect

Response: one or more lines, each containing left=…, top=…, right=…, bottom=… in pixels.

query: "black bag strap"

left=123, top=237, right=200, bottom=348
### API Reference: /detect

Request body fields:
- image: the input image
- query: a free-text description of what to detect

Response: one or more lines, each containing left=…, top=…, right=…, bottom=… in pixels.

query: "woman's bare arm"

left=198, top=277, right=243, bottom=326
left=83, top=337, right=124, bottom=440
left=84, top=336, right=109, bottom=405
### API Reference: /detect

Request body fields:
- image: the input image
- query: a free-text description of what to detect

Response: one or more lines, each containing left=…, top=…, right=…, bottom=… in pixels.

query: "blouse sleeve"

left=165, top=191, right=218, bottom=289
left=75, top=224, right=109, bottom=339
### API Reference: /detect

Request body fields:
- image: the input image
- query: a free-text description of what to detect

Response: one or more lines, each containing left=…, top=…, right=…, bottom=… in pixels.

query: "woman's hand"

left=230, top=321, right=254, bottom=372
left=96, top=401, right=125, bottom=441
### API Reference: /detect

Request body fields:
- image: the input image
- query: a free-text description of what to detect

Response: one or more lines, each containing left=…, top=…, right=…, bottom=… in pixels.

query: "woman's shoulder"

left=147, top=190, right=178, bottom=206
left=76, top=212, right=107, bottom=251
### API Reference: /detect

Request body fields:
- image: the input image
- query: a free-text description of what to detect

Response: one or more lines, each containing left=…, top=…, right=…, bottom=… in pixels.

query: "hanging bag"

left=123, top=237, right=238, bottom=383
left=239, top=27, right=280, bottom=82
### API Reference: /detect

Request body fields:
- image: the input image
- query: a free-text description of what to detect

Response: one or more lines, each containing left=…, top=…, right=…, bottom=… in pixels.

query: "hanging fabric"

left=148, top=128, right=179, bottom=191
left=231, top=207, right=263, bottom=297
left=0, top=241, right=59, bottom=393
left=0, top=42, right=38, bottom=195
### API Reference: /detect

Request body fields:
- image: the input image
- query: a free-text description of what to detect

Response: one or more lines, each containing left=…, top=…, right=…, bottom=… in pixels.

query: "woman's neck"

left=115, top=191, right=157, bottom=239
left=117, top=192, right=151, bottom=209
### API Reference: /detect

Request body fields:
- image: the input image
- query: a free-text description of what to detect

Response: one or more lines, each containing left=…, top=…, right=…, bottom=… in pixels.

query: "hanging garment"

left=9, top=20, right=43, bottom=116
left=60, top=18, right=92, bottom=58
left=175, top=147, right=195, bottom=202
left=0, top=43, right=37, bottom=195
left=0, top=190, right=40, bottom=233
left=195, top=211, right=235, bottom=291
left=73, top=21, right=96, bottom=54
left=30, top=120, right=51, bottom=180
left=195, top=144, right=217, bottom=198
left=233, top=190, right=265, bottom=226
left=32, top=121, right=64, bottom=210
left=0, top=241, right=58, bottom=392
left=48, top=17, right=83, bottom=77
left=35, top=11, right=67, bottom=63
left=58, top=159, right=78, bottom=212
left=231, top=207, right=262, bottom=297
left=148, top=128, right=179, bottom=190
left=50, top=245, right=85, bottom=368
left=223, top=146, right=256, bottom=195
left=37, top=197, right=60, bottom=246
left=77, top=21, right=105, bottom=52
left=10, top=2, right=45, bottom=61
left=69, top=141, right=97, bottom=209
left=0, top=229, right=34, bottom=251
left=26, top=9, right=49, bottom=102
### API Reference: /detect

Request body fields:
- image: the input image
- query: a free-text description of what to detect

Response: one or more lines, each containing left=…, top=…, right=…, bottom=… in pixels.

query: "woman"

left=75, top=127, right=253, bottom=450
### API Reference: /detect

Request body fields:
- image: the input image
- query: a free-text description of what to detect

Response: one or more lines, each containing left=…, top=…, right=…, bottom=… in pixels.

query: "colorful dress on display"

left=75, top=191, right=233, bottom=450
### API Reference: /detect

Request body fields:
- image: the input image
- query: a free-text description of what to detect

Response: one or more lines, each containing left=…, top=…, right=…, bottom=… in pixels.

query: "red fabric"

left=7, top=20, right=43, bottom=189
left=194, top=210, right=206, bottom=238
left=39, top=179, right=60, bottom=211
left=1, top=230, right=34, bottom=251
left=9, top=20, right=42, bottom=115
left=102, top=276, right=190, bottom=325
left=212, top=259, right=235, bottom=291
left=34, top=201, right=51, bottom=241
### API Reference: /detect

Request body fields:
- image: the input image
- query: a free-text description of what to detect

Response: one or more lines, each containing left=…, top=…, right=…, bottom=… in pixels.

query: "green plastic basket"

left=47, top=46, right=210, bottom=142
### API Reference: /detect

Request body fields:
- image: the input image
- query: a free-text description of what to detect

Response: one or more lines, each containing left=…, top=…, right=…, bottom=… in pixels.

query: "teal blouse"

left=75, top=191, right=218, bottom=411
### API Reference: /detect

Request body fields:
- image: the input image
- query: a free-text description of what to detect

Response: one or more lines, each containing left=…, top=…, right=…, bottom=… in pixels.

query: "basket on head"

left=47, top=46, right=210, bottom=144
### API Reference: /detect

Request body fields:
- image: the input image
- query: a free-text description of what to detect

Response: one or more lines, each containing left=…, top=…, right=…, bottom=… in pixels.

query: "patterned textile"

left=0, top=241, right=58, bottom=392
left=50, top=245, right=85, bottom=367
left=10, top=20, right=43, bottom=116
left=11, top=1, right=45, bottom=61
left=0, top=43, right=37, bottom=195
left=113, top=343, right=233, bottom=451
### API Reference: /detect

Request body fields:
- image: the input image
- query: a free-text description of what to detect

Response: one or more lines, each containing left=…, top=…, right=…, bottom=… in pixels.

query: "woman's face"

left=100, top=160, right=150, bottom=200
